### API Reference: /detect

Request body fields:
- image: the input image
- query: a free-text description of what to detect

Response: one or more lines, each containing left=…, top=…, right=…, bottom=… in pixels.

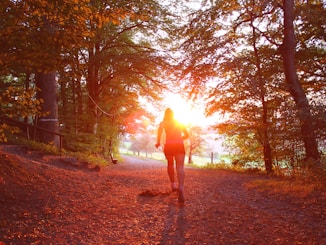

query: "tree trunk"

left=262, top=99, right=273, bottom=174
left=76, top=76, right=83, bottom=133
left=282, top=0, right=320, bottom=164
left=87, top=43, right=100, bottom=134
left=36, top=72, right=59, bottom=147
left=251, top=12, right=274, bottom=174
left=188, top=149, right=193, bottom=164
left=24, top=73, right=31, bottom=139
left=60, top=76, right=67, bottom=129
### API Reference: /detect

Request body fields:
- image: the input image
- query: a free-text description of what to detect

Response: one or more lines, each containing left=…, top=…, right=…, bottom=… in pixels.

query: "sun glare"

left=163, top=94, right=207, bottom=126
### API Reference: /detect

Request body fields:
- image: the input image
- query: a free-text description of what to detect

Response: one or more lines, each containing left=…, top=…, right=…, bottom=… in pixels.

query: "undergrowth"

left=245, top=174, right=326, bottom=198
left=6, top=136, right=111, bottom=166
left=197, top=158, right=326, bottom=198
left=246, top=160, right=326, bottom=198
left=197, top=162, right=263, bottom=174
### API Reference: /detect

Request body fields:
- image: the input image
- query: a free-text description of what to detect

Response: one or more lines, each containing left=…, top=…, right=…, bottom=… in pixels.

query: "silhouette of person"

left=155, top=108, right=189, bottom=203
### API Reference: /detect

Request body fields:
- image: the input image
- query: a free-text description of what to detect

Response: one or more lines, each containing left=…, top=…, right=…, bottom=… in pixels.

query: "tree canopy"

left=178, top=0, right=325, bottom=170
left=0, top=0, right=325, bottom=171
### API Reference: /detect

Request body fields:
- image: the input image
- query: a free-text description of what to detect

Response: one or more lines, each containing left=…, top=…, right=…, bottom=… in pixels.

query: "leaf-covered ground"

left=0, top=145, right=325, bottom=245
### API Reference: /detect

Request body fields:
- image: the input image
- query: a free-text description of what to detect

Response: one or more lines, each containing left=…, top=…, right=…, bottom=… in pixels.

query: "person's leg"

left=165, top=154, right=175, bottom=188
left=175, top=153, right=185, bottom=202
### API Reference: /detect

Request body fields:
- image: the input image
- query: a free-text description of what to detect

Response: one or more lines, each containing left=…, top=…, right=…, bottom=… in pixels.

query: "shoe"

left=171, top=183, right=177, bottom=192
left=178, top=190, right=185, bottom=204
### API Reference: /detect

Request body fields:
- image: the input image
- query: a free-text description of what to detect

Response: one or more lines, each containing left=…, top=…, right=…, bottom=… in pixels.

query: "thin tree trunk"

left=250, top=8, right=273, bottom=174
left=87, top=42, right=100, bottom=134
left=36, top=72, right=59, bottom=147
left=71, top=77, right=77, bottom=133
left=24, top=73, right=31, bottom=139
left=76, top=76, right=83, bottom=133
left=188, top=148, right=193, bottom=164
left=60, top=76, right=67, bottom=129
left=281, top=0, right=320, bottom=165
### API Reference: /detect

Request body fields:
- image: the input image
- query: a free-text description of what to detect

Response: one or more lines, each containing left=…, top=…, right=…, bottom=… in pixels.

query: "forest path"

left=0, top=145, right=325, bottom=244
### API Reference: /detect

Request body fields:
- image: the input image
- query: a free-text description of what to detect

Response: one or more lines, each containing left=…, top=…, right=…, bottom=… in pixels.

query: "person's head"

left=163, top=108, right=174, bottom=122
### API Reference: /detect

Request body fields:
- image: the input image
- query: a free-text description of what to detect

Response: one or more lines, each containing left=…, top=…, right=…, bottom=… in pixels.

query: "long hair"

left=163, top=108, right=174, bottom=122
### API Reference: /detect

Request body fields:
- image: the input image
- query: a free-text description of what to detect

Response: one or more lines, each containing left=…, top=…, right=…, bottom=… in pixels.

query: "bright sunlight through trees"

left=162, top=93, right=208, bottom=126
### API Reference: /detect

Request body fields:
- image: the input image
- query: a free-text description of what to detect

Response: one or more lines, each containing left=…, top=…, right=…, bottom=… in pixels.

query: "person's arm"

left=155, top=122, right=163, bottom=148
left=182, top=125, right=189, bottom=140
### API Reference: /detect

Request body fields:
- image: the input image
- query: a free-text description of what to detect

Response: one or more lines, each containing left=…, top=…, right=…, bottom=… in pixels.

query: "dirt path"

left=0, top=146, right=325, bottom=244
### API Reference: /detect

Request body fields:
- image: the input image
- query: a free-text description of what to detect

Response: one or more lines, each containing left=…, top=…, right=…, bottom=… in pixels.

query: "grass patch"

left=245, top=175, right=326, bottom=198
left=244, top=159, right=326, bottom=198
left=9, top=137, right=61, bottom=155
left=67, top=151, right=109, bottom=166
left=198, top=162, right=236, bottom=170
left=8, top=137, right=110, bottom=166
